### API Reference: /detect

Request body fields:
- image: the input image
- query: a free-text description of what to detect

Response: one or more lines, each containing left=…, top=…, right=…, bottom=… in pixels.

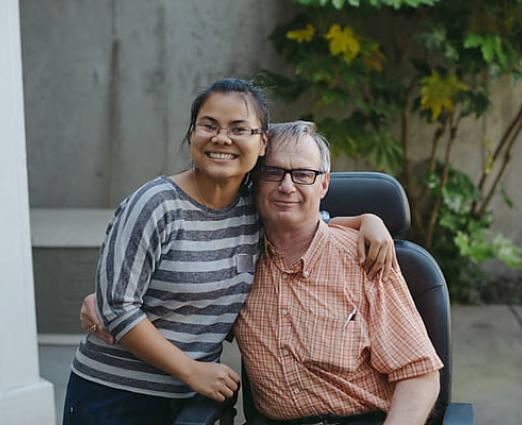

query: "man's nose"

left=278, top=173, right=296, bottom=193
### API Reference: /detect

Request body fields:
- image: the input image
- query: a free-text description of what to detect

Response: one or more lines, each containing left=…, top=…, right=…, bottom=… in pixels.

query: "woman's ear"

left=259, top=131, right=268, bottom=156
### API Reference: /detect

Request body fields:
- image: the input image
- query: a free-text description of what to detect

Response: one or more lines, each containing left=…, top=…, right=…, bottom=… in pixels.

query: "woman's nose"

left=210, top=129, right=233, bottom=145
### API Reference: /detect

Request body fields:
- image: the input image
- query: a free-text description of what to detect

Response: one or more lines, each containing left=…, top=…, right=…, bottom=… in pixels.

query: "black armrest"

left=174, top=393, right=237, bottom=425
left=442, top=403, right=475, bottom=425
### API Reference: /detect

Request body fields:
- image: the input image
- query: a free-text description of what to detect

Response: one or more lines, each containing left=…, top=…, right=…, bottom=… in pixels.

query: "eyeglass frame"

left=260, top=165, right=326, bottom=185
left=193, top=122, right=264, bottom=139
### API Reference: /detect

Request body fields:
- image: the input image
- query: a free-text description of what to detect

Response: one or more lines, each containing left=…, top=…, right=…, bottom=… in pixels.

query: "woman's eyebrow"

left=198, top=115, right=251, bottom=125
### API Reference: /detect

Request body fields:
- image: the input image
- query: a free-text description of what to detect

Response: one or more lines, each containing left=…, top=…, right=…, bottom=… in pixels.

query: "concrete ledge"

left=38, top=334, right=84, bottom=346
left=0, top=379, right=56, bottom=425
left=30, top=208, right=113, bottom=248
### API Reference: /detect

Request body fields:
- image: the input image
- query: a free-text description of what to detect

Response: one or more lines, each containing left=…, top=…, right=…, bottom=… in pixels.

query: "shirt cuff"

left=107, top=309, right=148, bottom=342
left=388, top=356, right=444, bottom=382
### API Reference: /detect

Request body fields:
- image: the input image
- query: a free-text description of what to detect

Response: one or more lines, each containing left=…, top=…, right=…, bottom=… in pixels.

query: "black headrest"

left=320, top=172, right=411, bottom=237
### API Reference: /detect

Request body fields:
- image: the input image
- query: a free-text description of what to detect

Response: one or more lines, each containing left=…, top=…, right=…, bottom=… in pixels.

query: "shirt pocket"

left=300, top=313, right=364, bottom=374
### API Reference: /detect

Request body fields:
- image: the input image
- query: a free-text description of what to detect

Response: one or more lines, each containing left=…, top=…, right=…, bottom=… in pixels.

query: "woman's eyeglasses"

left=194, top=123, right=263, bottom=141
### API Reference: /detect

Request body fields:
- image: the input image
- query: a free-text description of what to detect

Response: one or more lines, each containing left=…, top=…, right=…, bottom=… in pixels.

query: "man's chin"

left=267, top=213, right=301, bottom=228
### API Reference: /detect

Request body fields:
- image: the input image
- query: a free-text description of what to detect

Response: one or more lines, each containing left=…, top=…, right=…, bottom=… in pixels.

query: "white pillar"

left=0, top=1, right=56, bottom=424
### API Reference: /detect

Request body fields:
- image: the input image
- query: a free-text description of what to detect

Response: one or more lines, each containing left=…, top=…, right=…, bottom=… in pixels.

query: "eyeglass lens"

left=261, top=167, right=321, bottom=185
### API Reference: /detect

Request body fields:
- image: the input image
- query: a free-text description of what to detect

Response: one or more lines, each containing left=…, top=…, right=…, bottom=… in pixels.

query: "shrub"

left=258, top=0, right=522, bottom=302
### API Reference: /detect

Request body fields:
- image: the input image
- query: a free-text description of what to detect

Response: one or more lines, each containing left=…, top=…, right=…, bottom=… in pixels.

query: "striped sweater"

left=72, top=176, right=261, bottom=398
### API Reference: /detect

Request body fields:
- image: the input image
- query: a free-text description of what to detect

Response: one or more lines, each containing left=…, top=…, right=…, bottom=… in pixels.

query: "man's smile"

left=272, top=199, right=300, bottom=207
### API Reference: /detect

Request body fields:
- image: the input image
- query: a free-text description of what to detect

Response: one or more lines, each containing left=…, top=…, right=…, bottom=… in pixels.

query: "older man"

left=234, top=121, right=443, bottom=425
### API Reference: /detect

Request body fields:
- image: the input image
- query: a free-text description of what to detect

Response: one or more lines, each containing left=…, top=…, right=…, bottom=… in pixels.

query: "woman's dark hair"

left=183, top=78, right=270, bottom=145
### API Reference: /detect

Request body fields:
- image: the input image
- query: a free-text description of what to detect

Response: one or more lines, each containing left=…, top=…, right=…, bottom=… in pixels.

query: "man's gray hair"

left=267, top=121, right=331, bottom=172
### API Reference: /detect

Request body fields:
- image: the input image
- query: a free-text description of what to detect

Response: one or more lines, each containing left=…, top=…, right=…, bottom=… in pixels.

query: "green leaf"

left=492, top=234, right=522, bottom=268
left=463, top=33, right=483, bottom=48
left=426, top=172, right=440, bottom=189
left=459, top=86, right=491, bottom=118
left=493, top=36, right=507, bottom=67
left=481, top=39, right=495, bottom=63
left=332, top=0, right=346, bottom=9
left=360, top=130, right=403, bottom=172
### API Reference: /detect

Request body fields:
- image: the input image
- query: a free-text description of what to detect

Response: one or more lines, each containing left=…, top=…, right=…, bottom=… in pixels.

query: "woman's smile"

left=206, top=151, right=238, bottom=160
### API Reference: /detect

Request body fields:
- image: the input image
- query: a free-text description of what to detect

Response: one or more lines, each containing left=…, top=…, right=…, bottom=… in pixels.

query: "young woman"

left=65, top=78, right=396, bottom=425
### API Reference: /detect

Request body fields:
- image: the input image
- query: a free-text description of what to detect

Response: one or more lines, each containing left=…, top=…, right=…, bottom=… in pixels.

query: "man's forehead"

left=266, top=134, right=320, bottom=162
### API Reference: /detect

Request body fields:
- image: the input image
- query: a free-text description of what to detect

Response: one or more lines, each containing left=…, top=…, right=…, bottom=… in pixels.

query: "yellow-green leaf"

left=287, top=24, right=315, bottom=43
left=420, top=70, right=468, bottom=121
left=325, top=24, right=360, bottom=62
left=361, top=41, right=385, bottom=71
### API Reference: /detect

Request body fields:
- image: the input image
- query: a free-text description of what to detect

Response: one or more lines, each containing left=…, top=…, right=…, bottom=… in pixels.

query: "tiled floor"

left=39, top=305, right=522, bottom=425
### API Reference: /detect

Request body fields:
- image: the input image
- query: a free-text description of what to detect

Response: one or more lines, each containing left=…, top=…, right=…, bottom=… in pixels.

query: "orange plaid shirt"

left=234, top=221, right=443, bottom=420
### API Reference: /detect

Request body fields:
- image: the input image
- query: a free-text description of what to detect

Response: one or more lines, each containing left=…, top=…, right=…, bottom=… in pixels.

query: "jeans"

left=62, top=372, right=190, bottom=425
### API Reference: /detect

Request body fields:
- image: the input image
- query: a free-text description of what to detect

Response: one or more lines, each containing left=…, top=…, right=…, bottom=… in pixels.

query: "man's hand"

left=185, top=360, right=240, bottom=402
left=358, top=214, right=399, bottom=281
left=80, top=293, right=115, bottom=344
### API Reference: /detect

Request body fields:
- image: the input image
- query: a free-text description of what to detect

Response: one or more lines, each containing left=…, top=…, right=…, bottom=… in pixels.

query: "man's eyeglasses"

left=260, top=166, right=325, bottom=185
left=194, top=123, right=263, bottom=140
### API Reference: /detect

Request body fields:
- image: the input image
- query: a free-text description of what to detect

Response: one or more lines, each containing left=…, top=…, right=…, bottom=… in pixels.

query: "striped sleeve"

left=96, top=185, right=170, bottom=341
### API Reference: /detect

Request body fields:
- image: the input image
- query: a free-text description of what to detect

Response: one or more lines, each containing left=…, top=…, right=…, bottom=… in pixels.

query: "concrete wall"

left=21, top=0, right=294, bottom=208
left=0, top=0, right=55, bottom=422
left=20, top=1, right=522, bottom=251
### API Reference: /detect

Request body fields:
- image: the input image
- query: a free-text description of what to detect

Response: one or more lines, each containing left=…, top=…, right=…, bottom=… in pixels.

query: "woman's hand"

left=81, top=295, right=238, bottom=401
left=184, top=360, right=240, bottom=402
left=358, top=214, right=399, bottom=281
left=80, top=293, right=115, bottom=344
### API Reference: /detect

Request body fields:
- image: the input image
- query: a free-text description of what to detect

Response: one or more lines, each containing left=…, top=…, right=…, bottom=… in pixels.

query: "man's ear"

left=320, top=172, right=330, bottom=199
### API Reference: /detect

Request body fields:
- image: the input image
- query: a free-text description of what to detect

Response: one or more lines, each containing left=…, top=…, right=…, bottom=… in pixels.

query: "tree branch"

left=477, top=103, right=522, bottom=193
left=412, top=121, right=447, bottom=235
left=478, top=117, right=522, bottom=215
left=400, top=77, right=418, bottom=199
left=425, top=113, right=460, bottom=249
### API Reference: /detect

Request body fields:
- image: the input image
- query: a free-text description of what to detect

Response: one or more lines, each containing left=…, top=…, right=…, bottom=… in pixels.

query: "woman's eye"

left=231, top=127, right=249, bottom=135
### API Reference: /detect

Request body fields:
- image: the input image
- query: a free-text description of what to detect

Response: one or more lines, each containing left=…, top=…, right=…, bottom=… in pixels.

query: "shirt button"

left=282, top=273, right=289, bottom=278
left=293, top=388, right=300, bottom=394
left=303, top=271, right=309, bottom=278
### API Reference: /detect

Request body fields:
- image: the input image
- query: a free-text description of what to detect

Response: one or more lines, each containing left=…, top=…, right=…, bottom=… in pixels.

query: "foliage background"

left=258, top=0, right=522, bottom=302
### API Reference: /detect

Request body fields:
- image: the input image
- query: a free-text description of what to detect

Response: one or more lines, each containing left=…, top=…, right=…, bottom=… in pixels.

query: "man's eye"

left=294, top=170, right=313, bottom=179
left=263, top=168, right=284, bottom=178
left=231, top=127, right=249, bottom=136
left=266, top=169, right=281, bottom=177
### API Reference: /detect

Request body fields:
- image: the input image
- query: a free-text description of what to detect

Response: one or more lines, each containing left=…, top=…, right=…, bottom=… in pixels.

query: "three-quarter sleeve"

left=365, top=269, right=444, bottom=382
left=95, top=191, right=168, bottom=341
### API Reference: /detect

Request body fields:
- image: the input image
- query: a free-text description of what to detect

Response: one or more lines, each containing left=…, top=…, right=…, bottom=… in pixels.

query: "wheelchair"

left=174, top=172, right=475, bottom=425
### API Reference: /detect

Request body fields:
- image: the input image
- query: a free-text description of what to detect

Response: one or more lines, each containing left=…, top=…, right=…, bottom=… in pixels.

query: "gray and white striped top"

left=72, top=176, right=261, bottom=398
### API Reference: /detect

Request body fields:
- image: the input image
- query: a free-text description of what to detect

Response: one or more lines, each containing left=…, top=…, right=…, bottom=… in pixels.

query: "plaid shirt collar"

left=263, top=220, right=330, bottom=278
